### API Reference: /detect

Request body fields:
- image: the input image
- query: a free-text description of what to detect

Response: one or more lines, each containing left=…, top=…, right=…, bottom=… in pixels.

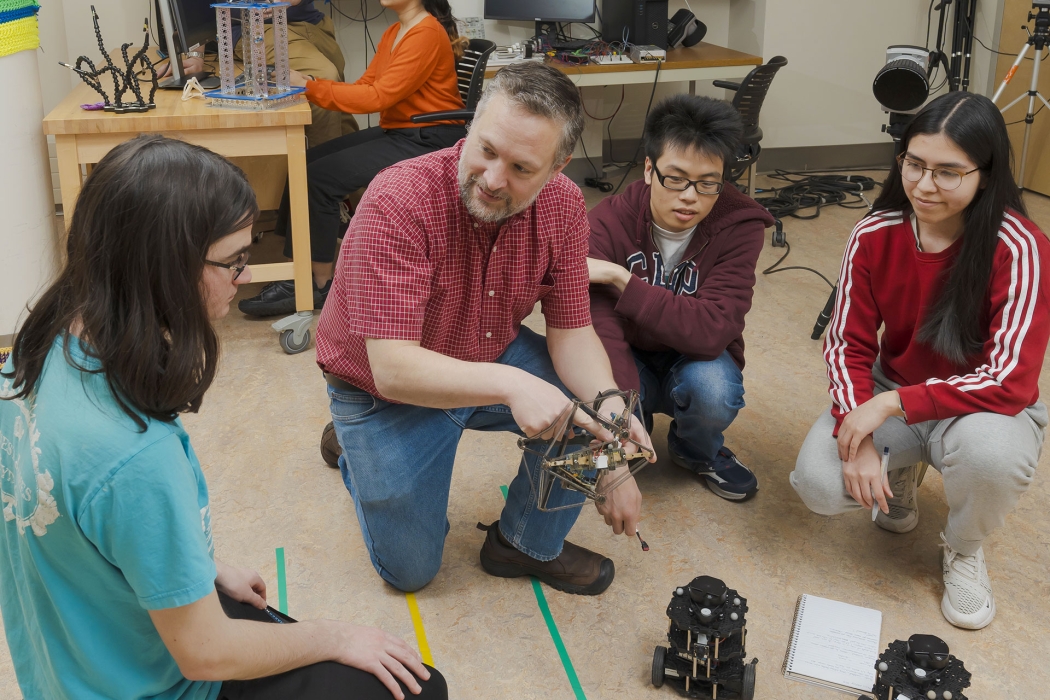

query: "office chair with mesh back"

left=713, top=55, right=788, bottom=195
left=411, top=39, right=496, bottom=125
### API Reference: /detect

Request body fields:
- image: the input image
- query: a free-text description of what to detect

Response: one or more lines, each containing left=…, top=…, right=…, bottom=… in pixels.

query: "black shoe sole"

left=702, top=477, right=759, bottom=502
left=238, top=291, right=328, bottom=318
left=238, top=298, right=298, bottom=318
left=479, top=538, right=615, bottom=596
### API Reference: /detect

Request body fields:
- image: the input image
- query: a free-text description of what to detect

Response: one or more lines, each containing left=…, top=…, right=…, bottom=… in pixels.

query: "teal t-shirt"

left=0, top=336, right=221, bottom=700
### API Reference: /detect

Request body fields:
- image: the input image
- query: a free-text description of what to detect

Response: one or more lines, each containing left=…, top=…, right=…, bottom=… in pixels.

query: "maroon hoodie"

left=588, top=179, right=775, bottom=391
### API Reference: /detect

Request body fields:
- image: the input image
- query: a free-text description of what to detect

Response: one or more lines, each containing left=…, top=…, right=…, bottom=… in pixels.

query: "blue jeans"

left=634, top=349, right=745, bottom=468
left=328, top=328, right=586, bottom=592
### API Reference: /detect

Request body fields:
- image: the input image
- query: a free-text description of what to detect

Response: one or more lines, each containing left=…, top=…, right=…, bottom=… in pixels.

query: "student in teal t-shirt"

left=0, top=135, right=445, bottom=700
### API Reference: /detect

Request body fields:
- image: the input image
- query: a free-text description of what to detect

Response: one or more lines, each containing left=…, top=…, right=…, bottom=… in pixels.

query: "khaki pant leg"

left=237, top=20, right=357, bottom=146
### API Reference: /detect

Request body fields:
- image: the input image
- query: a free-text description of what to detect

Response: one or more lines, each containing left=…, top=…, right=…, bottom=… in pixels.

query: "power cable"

left=761, top=238, right=836, bottom=290
left=611, top=61, right=662, bottom=195
left=754, top=171, right=879, bottom=220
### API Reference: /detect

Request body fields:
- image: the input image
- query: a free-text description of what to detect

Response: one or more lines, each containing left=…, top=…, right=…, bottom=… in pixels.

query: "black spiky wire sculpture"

left=61, top=6, right=158, bottom=113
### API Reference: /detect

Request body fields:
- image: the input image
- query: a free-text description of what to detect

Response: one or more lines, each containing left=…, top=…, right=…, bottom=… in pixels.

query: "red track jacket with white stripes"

left=824, top=209, right=1050, bottom=435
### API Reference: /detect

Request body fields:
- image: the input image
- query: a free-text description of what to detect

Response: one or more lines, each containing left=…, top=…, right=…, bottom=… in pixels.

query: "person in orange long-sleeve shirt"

left=239, top=0, right=468, bottom=317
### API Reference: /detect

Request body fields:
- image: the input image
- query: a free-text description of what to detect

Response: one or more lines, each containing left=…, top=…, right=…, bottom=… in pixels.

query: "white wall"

left=37, top=0, right=1009, bottom=164
left=729, top=0, right=1004, bottom=150
left=0, top=49, right=57, bottom=337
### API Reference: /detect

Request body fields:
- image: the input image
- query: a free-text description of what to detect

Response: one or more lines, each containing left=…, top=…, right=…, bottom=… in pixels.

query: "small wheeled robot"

left=864, top=634, right=971, bottom=700
left=652, top=576, right=757, bottom=699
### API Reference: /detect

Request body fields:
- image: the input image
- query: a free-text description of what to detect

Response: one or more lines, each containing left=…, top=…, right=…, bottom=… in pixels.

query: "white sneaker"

left=874, top=463, right=919, bottom=533
left=939, top=532, right=995, bottom=629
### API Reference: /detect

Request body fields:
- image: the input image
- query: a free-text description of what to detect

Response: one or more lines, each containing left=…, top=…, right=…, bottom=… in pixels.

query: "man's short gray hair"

left=475, top=62, right=584, bottom=165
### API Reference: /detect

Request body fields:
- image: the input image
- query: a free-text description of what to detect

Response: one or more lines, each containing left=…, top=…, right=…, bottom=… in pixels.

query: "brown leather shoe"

left=320, top=422, right=341, bottom=469
left=477, top=521, right=615, bottom=595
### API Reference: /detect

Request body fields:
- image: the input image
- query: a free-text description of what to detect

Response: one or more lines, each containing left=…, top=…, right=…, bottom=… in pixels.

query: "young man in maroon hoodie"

left=587, top=94, right=774, bottom=501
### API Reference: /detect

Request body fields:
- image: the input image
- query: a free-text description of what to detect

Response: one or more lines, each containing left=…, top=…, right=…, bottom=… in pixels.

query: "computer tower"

left=602, top=0, right=669, bottom=50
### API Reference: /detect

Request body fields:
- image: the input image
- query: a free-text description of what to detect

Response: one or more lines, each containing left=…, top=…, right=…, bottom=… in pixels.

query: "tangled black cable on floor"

left=752, top=170, right=883, bottom=289
left=754, top=170, right=879, bottom=219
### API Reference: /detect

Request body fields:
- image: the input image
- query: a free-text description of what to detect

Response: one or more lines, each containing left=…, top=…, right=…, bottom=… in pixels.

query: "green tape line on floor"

left=275, top=547, right=288, bottom=615
left=499, top=484, right=587, bottom=700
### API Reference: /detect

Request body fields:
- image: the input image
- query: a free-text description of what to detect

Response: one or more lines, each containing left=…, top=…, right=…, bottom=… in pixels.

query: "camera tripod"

left=992, top=2, right=1050, bottom=187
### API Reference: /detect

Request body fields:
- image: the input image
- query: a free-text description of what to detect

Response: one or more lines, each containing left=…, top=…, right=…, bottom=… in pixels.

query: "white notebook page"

left=786, top=595, right=882, bottom=691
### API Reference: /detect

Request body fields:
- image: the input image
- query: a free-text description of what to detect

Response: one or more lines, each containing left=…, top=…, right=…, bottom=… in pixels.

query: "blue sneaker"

left=670, top=446, right=758, bottom=502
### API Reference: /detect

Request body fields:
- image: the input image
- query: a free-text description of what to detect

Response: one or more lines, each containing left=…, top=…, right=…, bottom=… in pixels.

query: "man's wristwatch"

left=186, top=51, right=204, bottom=59
left=898, top=395, right=907, bottom=421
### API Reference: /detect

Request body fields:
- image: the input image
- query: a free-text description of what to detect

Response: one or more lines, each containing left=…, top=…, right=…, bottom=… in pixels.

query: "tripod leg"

left=993, top=43, right=1031, bottom=103
left=950, top=0, right=965, bottom=90
left=962, top=0, right=977, bottom=91
left=1018, top=47, right=1044, bottom=187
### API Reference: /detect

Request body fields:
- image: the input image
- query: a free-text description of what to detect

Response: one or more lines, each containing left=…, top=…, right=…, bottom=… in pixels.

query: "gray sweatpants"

left=791, top=362, right=1047, bottom=555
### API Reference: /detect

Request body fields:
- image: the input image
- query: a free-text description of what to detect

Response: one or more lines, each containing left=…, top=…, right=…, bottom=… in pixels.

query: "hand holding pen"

left=872, top=446, right=891, bottom=520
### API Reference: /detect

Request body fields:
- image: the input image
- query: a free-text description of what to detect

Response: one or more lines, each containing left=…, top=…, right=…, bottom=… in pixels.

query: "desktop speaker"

left=602, top=0, right=669, bottom=50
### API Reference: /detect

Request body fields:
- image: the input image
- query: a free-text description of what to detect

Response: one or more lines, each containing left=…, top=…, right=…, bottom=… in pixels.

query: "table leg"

left=285, top=125, right=313, bottom=313
left=689, top=80, right=696, bottom=95
left=55, top=134, right=82, bottom=235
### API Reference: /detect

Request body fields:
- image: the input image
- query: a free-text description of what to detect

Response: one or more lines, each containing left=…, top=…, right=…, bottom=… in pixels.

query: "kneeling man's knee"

left=380, top=558, right=442, bottom=593
left=673, top=362, right=744, bottom=425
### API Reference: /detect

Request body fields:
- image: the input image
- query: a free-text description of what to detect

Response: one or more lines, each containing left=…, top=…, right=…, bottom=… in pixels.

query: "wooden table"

left=486, top=42, right=763, bottom=85
left=42, top=81, right=315, bottom=352
left=487, top=42, right=764, bottom=174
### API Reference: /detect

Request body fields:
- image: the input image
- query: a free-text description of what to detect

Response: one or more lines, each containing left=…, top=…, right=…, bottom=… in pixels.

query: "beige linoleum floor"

left=2, top=171, right=1049, bottom=699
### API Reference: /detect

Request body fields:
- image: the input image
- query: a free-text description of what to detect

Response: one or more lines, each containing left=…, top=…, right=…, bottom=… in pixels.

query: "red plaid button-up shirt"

left=316, top=140, right=592, bottom=399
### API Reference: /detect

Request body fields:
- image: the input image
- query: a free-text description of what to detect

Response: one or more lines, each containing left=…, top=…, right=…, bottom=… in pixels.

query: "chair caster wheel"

left=279, top=328, right=311, bottom=354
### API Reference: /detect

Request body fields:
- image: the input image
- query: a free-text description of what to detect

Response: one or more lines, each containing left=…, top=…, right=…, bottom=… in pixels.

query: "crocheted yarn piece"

left=0, top=0, right=37, bottom=13
left=0, top=10, right=39, bottom=59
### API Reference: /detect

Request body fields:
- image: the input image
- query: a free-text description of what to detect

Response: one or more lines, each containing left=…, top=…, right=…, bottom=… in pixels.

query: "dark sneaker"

left=320, top=421, right=341, bottom=468
left=670, top=446, right=758, bottom=502
left=477, top=521, right=614, bottom=595
left=238, top=279, right=332, bottom=317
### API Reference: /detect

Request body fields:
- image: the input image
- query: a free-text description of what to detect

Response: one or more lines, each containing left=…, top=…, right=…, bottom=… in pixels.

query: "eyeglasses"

left=652, top=163, right=724, bottom=195
left=205, top=251, right=250, bottom=280
left=896, top=154, right=980, bottom=191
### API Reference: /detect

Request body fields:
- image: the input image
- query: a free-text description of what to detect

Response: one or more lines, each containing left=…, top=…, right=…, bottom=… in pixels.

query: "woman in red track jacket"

left=791, top=92, right=1050, bottom=630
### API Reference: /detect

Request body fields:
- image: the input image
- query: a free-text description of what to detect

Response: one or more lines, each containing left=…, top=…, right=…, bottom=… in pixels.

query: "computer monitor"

left=483, top=0, right=596, bottom=23
left=157, top=0, right=217, bottom=88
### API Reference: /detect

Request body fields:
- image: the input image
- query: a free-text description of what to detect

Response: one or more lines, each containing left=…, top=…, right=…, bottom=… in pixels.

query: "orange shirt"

left=304, top=14, right=464, bottom=130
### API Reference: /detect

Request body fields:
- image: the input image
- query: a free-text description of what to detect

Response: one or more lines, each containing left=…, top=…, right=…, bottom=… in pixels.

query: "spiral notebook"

left=782, top=594, right=882, bottom=696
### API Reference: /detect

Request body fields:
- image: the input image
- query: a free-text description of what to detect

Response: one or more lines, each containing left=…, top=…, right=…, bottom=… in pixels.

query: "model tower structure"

left=208, top=1, right=305, bottom=109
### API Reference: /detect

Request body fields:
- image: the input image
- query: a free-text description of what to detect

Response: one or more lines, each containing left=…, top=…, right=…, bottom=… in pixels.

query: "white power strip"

left=592, top=54, right=633, bottom=65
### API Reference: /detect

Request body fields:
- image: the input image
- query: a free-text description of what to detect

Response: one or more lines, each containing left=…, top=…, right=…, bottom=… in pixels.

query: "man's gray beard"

left=457, top=157, right=541, bottom=223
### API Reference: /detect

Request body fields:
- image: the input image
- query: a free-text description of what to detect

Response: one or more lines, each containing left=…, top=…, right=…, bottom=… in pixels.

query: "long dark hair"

left=423, top=0, right=468, bottom=59
left=870, top=91, right=1025, bottom=365
left=2, top=135, right=258, bottom=429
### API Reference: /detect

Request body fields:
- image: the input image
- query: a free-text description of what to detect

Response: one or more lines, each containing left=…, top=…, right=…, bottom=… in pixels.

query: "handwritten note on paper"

left=786, top=595, right=882, bottom=692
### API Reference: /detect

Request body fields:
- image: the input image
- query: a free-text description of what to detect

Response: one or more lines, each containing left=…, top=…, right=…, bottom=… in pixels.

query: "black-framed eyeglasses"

left=652, top=163, right=724, bottom=195
left=205, top=251, right=250, bottom=280
left=896, top=154, right=980, bottom=191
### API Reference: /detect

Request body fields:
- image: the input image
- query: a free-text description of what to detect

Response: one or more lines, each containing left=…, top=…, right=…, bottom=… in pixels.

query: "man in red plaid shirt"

left=316, top=63, right=654, bottom=596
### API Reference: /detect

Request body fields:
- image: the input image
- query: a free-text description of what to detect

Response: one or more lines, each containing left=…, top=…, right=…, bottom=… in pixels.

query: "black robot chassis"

left=652, top=576, right=757, bottom=699
left=865, top=634, right=970, bottom=700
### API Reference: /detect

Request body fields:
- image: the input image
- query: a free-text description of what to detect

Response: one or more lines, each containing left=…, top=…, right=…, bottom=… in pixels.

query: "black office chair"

left=713, top=55, right=788, bottom=195
left=411, top=39, right=496, bottom=125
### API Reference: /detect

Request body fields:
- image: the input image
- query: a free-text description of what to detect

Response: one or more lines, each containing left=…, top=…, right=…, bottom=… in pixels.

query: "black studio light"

left=873, top=45, right=932, bottom=113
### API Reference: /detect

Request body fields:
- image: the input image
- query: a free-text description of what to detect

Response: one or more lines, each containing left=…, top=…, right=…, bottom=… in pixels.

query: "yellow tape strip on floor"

left=404, top=592, right=434, bottom=666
